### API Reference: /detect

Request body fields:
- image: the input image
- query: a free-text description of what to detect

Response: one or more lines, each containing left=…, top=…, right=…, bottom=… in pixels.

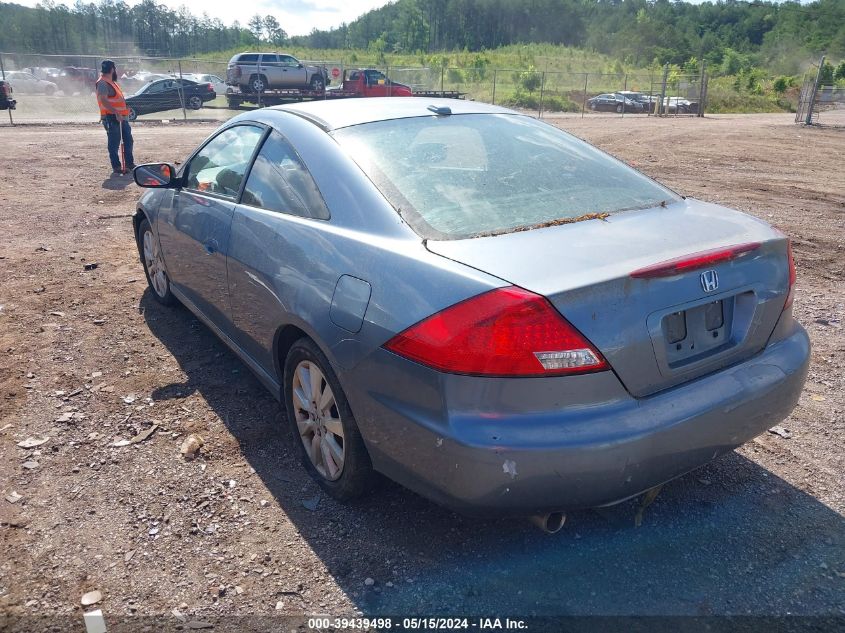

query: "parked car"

left=664, top=96, right=698, bottom=114
left=587, top=93, right=644, bottom=113
left=125, top=78, right=216, bottom=120
left=338, top=69, right=412, bottom=97
left=131, top=98, right=808, bottom=530
left=5, top=71, right=58, bottom=95
left=121, top=72, right=171, bottom=95
left=616, top=90, right=658, bottom=110
left=183, top=73, right=228, bottom=96
left=0, top=80, right=16, bottom=110
left=226, top=52, right=329, bottom=93
left=57, top=66, right=98, bottom=95
left=22, top=66, right=61, bottom=81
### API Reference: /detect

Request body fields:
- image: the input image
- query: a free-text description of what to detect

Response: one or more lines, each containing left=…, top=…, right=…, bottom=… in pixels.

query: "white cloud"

left=13, top=0, right=389, bottom=37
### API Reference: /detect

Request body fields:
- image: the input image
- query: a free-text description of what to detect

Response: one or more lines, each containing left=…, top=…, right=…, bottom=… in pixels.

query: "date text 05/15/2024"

left=307, top=617, right=528, bottom=630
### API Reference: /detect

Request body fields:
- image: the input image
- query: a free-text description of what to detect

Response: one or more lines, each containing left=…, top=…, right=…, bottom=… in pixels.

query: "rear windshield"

left=331, top=113, right=679, bottom=239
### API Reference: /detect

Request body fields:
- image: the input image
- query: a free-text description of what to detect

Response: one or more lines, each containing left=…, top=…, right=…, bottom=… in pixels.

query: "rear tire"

left=283, top=338, right=375, bottom=501
left=590, top=102, right=597, bottom=111
left=127, top=107, right=137, bottom=122
left=188, top=95, right=203, bottom=110
left=309, top=75, right=325, bottom=92
left=616, top=103, right=623, bottom=113
left=249, top=74, right=267, bottom=93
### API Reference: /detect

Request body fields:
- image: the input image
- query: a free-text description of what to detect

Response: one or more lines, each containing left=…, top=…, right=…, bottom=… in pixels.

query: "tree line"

left=0, top=0, right=279, bottom=57
left=297, top=0, right=844, bottom=74
left=0, top=0, right=842, bottom=75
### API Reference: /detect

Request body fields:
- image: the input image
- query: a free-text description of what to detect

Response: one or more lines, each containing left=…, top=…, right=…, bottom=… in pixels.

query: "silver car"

left=5, top=71, right=58, bottom=95
left=226, top=52, right=328, bottom=92
left=132, top=99, right=809, bottom=529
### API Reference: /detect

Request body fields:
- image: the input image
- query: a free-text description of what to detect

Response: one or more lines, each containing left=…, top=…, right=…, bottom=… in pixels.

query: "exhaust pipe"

left=528, top=511, right=567, bottom=534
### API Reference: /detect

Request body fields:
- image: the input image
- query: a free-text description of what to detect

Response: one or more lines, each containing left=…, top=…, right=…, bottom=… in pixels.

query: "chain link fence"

left=796, top=56, right=845, bottom=128
left=0, top=51, right=708, bottom=125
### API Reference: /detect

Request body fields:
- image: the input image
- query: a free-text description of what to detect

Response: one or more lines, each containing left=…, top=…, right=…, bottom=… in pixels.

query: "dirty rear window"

left=331, top=113, right=679, bottom=239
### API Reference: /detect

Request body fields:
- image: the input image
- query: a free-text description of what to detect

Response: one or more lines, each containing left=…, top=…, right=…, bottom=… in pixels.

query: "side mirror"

left=297, top=63, right=304, bottom=68
left=134, top=163, right=178, bottom=188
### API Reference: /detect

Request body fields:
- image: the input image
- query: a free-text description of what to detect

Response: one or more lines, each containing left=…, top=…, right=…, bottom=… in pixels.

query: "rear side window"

left=237, top=54, right=259, bottom=63
left=332, top=113, right=679, bottom=239
left=185, top=125, right=265, bottom=199
left=241, top=131, right=329, bottom=220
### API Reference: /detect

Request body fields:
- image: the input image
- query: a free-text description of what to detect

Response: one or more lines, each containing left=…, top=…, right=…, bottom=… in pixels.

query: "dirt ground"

left=0, top=113, right=843, bottom=628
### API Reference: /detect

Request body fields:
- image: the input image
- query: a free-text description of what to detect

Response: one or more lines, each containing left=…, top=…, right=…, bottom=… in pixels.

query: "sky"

left=13, top=0, right=391, bottom=37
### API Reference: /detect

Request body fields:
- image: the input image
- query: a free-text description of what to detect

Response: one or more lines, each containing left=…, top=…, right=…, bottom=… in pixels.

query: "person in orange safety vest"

left=97, top=60, right=135, bottom=175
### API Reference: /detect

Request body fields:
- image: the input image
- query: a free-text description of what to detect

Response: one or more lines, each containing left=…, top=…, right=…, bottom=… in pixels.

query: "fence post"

left=386, top=64, right=390, bottom=97
left=581, top=73, right=588, bottom=118
left=0, top=53, right=12, bottom=126
left=492, top=69, right=497, bottom=105
left=648, top=73, right=654, bottom=116
left=440, top=66, right=444, bottom=94
left=659, top=64, right=669, bottom=116
left=178, top=60, right=187, bottom=122
left=622, top=73, right=628, bottom=117
left=538, top=71, right=545, bottom=119
left=806, top=55, right=826, bottom=125
left=698, top=62, right=707, bottom=117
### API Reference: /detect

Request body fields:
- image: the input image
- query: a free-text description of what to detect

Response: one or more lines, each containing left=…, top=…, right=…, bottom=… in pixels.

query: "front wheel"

left=127, top=107, right=137, bottom=122
left=590, top=102, right=597, bottom=111
left=138, top=217, right=174, bottom=305
left=187, top=95, right=203, bottom=110
left=616, top=103, right=623, bottom=113
left=284, top=338, right=375, bottom=500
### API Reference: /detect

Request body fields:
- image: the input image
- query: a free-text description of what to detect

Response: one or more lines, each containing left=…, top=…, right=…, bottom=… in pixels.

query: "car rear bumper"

left=346, top=321, right=810, bottom=515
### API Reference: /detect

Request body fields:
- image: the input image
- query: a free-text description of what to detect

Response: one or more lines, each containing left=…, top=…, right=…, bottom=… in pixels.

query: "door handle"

left=204, top=239, right=219, bottom=255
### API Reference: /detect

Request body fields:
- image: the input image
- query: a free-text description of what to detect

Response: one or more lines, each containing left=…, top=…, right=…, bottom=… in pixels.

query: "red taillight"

left=784, top=240, right=796, bottom=308
left=383, top=287, right=608, bottom=377
left=207, top=83, right=213, bottom=91
left=630, top=242, right=761, bottom=279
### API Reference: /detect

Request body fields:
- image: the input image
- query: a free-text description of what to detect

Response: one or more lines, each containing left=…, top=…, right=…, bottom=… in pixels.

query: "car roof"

left=271, top=97, right=517, bottom=131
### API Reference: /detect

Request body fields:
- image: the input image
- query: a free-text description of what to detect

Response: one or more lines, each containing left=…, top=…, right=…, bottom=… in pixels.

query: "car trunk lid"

left=425, top=199, right=791, bottom=397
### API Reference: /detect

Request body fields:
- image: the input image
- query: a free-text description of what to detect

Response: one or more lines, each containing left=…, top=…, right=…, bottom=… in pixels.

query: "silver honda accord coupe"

left=132, top=98, right=810, bottom=527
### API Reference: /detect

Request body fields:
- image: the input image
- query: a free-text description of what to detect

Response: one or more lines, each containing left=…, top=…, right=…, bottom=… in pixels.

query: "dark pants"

left=102, top=115, right=134, bottom=171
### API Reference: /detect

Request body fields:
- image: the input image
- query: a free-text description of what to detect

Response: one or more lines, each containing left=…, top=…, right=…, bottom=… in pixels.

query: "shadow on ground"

left=140, top=291, right=845, bottom=618
left=101, top=174, right=133, bottom=190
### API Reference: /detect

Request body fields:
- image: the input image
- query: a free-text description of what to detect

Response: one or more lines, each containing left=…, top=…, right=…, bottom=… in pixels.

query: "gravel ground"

left=0, top=113, right=843, bottom=628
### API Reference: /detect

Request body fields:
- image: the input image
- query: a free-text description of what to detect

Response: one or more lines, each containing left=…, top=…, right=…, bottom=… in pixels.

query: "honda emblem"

left=700, top=270, right=719, bottom=293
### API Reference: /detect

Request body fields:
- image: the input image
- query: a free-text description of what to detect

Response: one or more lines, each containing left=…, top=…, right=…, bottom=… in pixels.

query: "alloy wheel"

left=292, top=360, right=345, bottom=481
left=143, top=229, right=168, bottom=298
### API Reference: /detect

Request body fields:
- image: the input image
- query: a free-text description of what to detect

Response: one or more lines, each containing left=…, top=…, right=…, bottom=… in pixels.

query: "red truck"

left=341, top=69, right=412, bottom=97
left=226, top=67, right=459, bottom=108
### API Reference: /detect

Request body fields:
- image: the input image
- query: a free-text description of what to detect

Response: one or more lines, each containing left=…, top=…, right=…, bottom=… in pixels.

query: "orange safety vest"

left=96, top=75, right=129, bottom=117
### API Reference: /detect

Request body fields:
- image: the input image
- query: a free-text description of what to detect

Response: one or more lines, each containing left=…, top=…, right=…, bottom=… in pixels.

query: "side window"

left=279, top=55, right=299, bottom=67
left=241, top=131, right=329, bottom=220
left=261, top=54, right=280, bottom=66
left=238, top=54, right=259, bottom=63
left=185, top=125, right=265, bottom=199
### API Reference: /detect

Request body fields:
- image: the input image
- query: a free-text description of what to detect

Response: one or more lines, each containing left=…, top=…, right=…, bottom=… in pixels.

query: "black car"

left=126, top=79, right=216, bottom=120
left=586, top=93, right=645, bottom=113
left=0, top=80, right=16, bottom=110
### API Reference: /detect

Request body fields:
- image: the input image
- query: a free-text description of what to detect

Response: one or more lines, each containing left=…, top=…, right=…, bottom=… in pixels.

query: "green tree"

left=835, top=61, right=845, bottom=81
left=248, top=14, right=264, bottom=45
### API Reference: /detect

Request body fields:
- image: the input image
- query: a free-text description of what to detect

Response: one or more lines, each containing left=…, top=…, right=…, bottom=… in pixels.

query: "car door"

left=259, top=54, right=283, bottom=88
left=136, top=80, right=164, bottom=113
left=156, top=124, right=266, bottom=330
left=279, top=55, right=307, bottom=88
left=227, top=130, right=332, bottom=373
